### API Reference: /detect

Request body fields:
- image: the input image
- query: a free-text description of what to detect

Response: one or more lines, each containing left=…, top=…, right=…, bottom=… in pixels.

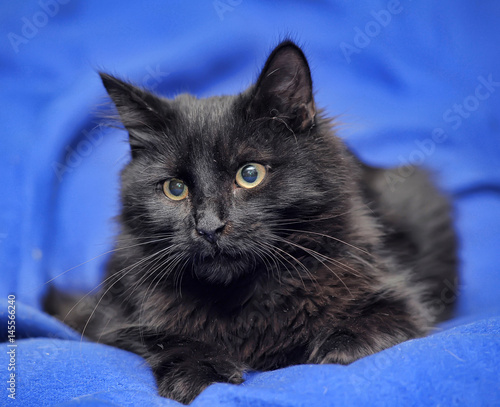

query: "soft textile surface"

left=1, top=1, right=500, bottom=406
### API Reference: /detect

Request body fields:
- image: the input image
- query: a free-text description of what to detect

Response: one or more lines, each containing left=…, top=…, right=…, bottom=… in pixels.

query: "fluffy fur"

left=45, top=41, right=457, bottom=404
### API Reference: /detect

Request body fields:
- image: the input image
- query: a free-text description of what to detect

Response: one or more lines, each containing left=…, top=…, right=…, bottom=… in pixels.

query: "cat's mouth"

left=190, top=250, right=256, bottom=285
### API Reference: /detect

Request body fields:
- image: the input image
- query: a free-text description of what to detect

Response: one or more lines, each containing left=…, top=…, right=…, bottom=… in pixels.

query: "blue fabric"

left=1, top=1, right=499, bottom=405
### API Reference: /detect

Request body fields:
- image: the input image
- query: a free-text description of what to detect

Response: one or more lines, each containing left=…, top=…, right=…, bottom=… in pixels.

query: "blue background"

left=1, top=1, right=499, bottom=405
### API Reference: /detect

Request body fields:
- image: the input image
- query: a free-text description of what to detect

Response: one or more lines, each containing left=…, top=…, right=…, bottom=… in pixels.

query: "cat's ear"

left=99, top=72, right=171, bottom=156
left=248, top=41, right=316, bottom=132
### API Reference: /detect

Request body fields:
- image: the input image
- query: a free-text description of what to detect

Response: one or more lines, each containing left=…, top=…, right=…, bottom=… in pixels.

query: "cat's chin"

left=191, top=255, right=254, bottom=286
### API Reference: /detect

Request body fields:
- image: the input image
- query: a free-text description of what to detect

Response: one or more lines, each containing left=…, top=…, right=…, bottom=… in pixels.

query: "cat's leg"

left=150, top=337, right=244, bottom=403
left=109, top=329, right=244, bottom=404
left=307, top=296, right=427, bottom=365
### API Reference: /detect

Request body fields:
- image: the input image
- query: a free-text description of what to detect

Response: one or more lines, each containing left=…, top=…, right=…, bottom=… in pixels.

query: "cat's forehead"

left=168, top=93, right=255, bottom=153
left=171, top=93, right=238, bottom=126
left=160, top=93, right=273, bottom=171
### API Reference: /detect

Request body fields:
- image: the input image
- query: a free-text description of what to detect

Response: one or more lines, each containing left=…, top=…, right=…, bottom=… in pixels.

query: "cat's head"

left=101, top=41, right=354, bottom=286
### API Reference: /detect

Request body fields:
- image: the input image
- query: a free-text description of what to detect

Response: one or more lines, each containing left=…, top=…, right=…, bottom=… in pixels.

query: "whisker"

left=274, top=235, right=363, bottom=278
left=172, top=254, right=190, bottom=297
left=79, top=243, right=177, bottom=341
left=120, top=243, right=181, bottom=308
left=258, top=243, right=296, bottom=285
left=264, top=209, right=356, bottom=226
left=60, top=237, right=175, bottom=325
left=248, top=242, right=279, bottom=283
left=271, top=236, right=360, bottom=295
left=43, top=234, right=175, bottom=287
left=274, top=227, right=371, bottom=256
left=137, top=250, right=185, bottom=328
left=260, top=241, right=312, bottom=290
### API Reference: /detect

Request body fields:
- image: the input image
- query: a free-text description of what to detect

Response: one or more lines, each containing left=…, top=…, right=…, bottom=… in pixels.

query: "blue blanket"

left=1, top=1, right=499, bottom=405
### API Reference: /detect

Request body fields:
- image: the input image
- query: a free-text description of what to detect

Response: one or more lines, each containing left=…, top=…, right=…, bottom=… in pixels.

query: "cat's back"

left=359, top=161, right=458, bottom=323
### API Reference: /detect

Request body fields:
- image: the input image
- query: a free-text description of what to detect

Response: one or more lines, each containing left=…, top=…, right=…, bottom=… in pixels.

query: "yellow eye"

left=163, top=179, right=188, bottom=201
left=235, top=163, right=266, bottom=189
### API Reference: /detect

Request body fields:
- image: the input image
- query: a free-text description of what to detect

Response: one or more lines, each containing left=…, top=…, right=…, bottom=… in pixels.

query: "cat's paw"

left=156, top=355, right=244, bottom=404
left=307, top=330, right=366, bottom=365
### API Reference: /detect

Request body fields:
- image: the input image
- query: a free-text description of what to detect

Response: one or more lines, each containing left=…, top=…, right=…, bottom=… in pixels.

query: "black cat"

left=46, top=41, right=457, bottom=404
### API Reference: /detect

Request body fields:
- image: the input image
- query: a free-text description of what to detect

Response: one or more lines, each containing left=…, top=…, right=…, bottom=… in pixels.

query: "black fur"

left=45, top=41, right=457, bottom=404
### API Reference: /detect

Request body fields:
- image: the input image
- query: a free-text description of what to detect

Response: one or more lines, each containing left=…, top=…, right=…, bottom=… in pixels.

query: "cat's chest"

left=138, top=278, right=343, bottom=367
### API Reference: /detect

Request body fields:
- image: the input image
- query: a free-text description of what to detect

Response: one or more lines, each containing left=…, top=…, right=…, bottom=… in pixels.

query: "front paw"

left=308, top=330, right=366, bottom=365
left=154, top=353, right=244, bottom=404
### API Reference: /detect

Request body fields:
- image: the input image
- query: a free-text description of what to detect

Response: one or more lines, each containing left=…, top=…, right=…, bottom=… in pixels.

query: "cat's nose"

left=195, top=204, right=226, bottom=244
left=196, top=224, right=225, bottom=244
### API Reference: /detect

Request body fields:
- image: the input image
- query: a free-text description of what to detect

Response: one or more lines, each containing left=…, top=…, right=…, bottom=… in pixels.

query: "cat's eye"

left=235, top=163, right=266, bottom=189
left=163, top=179, right=188, bottom=201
